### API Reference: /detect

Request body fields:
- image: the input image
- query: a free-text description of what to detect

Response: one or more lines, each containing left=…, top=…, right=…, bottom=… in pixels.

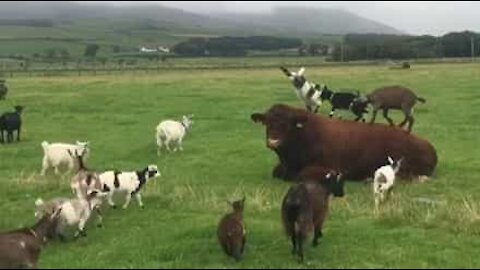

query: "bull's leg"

left=382, top=109, right=395, bottom=126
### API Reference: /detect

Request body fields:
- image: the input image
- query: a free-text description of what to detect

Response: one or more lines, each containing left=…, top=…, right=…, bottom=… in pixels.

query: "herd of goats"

left=0, top=66, right=437, bottom=267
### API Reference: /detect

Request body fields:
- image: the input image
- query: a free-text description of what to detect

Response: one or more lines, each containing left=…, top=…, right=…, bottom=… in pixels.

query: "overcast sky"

left=86, top=1, right=480, bottom=35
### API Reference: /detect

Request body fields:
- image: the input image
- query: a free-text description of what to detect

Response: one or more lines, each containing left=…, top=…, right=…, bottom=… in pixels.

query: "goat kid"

left=99, top=165, right=160, bottom=209
left=373, top=156, right=403, bottom=210
left=282, top=171, right=344, bottom=262
left=217, top=197, right=246, bottom=261
left=0, top=105, right=24, bottom=144
left=155, top=115, right=193, bottom=155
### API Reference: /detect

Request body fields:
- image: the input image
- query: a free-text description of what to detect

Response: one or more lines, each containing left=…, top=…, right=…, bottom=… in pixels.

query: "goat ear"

left=35, top=198, right=44, bottom=207
left=51, top=207, right=62, bottom=219
left=387, top=156, right=394, bottom=165
left=251, top=113, right=266, bottom=124
left=298, top=67, right=305, bottom=76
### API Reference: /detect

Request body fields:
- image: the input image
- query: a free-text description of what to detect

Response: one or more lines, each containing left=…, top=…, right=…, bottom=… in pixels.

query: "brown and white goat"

left=0, top=207, right=62, bottom=269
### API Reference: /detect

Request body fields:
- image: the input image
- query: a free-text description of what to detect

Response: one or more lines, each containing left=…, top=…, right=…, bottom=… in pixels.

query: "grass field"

left=0, top=63, right=479, bottom=268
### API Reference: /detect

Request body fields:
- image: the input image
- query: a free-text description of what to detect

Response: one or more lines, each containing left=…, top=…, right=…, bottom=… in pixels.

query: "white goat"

left=155, top=115, right=193, bottom=155
left=373, top=156, right=403, bottom=209
left=35, top=190, right=106, bottom=240
left=99, top=165, right=160, bottom=209
left=40, top=141, right=90, bottom=176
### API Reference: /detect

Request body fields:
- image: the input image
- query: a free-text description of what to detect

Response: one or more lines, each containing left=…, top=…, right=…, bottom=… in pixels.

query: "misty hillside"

left=0, top=2, right=402, bottom=57
left=0, top=2, right=401, bottom=37
left=211, top=7, right=403, bottom=36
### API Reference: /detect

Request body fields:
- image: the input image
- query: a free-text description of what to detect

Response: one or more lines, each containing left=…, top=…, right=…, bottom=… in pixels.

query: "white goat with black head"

left=280, top=66, right=325, bottom=113
left=373, top=156, right=403, bottom=209
left=99, top=165, right=160, bottom=209
left=155, top=115, right=193, bottom=155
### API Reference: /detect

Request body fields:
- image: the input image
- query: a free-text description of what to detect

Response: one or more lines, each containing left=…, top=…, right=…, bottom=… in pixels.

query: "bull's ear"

left=251, top=113, right=266, bottom=124
left=293, top=115, right=308, bottom=129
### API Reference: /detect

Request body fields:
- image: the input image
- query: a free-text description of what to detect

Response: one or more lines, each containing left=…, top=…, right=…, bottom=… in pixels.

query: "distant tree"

left=84, top=44, right=100, bottom=58
left=44, top=48, right=57, bottom=59
left=112, top=45, right=121, bottom=53
left=98, top=57, right=108, bottom=68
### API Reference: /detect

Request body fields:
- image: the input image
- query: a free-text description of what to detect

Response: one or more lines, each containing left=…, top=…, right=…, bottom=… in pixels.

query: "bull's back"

left=310, top=118, right=437, bottom=180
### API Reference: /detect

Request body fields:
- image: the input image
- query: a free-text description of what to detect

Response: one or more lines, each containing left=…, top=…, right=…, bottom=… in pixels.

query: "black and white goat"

left=0, top=105, right=24, bottom=144
left=280, top=66, right=324, bottom=113
left=99, top=165, right=160, bottom=209
left=317, top=85, right=369, bottom=121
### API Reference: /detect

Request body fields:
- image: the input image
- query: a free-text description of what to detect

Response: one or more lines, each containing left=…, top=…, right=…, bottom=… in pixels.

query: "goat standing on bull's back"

left=367, top=85, right=426, bottom=132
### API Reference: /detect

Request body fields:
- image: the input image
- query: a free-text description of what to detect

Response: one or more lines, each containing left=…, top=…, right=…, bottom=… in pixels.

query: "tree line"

left=330, top=31, right=480, bottom=61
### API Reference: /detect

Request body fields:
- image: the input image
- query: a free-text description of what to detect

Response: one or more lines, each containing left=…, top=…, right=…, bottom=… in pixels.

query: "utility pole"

left=340, top=41, right=344, bottom=62
left=471, top=36, right=475, bottom=62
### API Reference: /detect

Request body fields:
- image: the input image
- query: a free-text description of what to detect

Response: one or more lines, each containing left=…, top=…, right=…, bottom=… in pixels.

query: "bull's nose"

left=267, top=138, right=280, bottom=149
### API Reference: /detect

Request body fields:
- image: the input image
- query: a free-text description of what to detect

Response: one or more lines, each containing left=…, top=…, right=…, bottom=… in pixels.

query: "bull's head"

left=251, top=104, right=308, bottom=150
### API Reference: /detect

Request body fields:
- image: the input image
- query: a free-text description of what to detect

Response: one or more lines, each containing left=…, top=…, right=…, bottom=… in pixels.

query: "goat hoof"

left=97, top=223, right=103, bottom=228
left=111, top=205, right=117, bottom=209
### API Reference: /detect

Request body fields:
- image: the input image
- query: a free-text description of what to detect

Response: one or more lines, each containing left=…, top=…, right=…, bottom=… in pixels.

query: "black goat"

left=316, top=85, right=369, bottom=121
left=0, top=105, right=24, bottom=144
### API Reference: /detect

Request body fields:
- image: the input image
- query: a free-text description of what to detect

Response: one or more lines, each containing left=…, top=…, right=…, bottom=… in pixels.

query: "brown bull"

left=251, top=104, right=437, bottom=181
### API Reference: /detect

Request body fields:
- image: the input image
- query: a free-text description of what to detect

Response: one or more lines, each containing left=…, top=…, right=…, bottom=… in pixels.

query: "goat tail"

left=417, top=97, right=426, bottom=103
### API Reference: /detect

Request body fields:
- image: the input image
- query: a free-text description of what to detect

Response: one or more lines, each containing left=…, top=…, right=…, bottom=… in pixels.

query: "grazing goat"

left=217, top=197, right=246, bottom=261
left=367, top=85, right=426, bottom=132
left=317, top=85, right=369, bottom=121
left=99, top=165, right=160, bottom=209
left=155, top=115, right=193, bottom=155
left=35, top=190, right=106, bottom=240
left=0, top=105, right=24, bottom=144
left=0, top=79, right=7, bottom=100
left=40, top=141, right=90, bottom=176
left=281, top=171, right=344, bottom=262
left=0, top=207, right=62, bottom=269
left=280, top=66, right=323, bottom=113
left=373, top=156, right=403, bottom=210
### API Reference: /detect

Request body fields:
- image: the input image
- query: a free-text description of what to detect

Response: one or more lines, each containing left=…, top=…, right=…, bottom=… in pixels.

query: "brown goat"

left=282, top=171, right=344, bottom=262
left=217, top=197, right=246, bottom=261
left=0, top=207, right=62, bottom=269
left=367, top=85, right=426, bottom=132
